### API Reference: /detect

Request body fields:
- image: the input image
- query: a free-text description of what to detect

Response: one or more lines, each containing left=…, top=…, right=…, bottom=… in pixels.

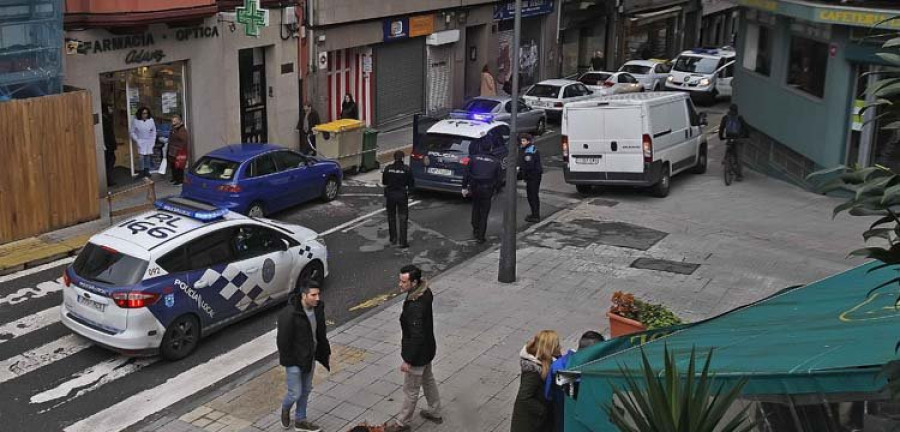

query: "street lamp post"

left=498, top=0, right=522, bottom=283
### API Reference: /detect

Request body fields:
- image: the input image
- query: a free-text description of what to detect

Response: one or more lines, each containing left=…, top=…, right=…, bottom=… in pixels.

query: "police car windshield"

left=620, top=65, right=651, bottom=75
left=673, top=56, right=719, bottom=74
left=526, top=84, right=560, bottom=98
left=191, top=156, right=240, bottom=181
left=463, top=99, right=500, bottom=113
left=73, top=243, right=149, bottom=286
left=423, top=134, right=472, bottom=154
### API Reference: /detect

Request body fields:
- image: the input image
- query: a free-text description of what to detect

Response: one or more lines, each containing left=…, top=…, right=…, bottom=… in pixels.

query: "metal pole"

left=499, top=0, right=522, bottom=283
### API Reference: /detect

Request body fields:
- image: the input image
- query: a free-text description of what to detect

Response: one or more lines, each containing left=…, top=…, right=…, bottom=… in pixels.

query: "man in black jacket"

left=517, top=133, right=543, bottom=223
left=385, top=265, right=442, bottom=432
left=462, top=141, right=503, bottom=244
left=383, top=150, right=414, bottom=248
left=719, top=104, right=749, bottom=181
left=277, top=281, right=331, bottom=432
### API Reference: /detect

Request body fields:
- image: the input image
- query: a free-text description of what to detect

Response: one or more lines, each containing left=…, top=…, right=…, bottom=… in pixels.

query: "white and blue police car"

left=60, top=197, right=328, bottom=360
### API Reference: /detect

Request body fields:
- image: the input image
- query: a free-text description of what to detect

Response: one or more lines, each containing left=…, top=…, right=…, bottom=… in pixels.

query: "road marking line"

left=0, top=334, right=93, bottom=385
left=31, top=356, right=157, bottom=406
left=338, top=193, right=385, bottom=197
left=64, top=329, right=278, bottom=432
left=0, top=278, right=65, bottom=307
left=318, top=200, right=421, bottom=238
left=0, top=307, right=59, bottom=344
left=0, top=257, right=74, bottom=283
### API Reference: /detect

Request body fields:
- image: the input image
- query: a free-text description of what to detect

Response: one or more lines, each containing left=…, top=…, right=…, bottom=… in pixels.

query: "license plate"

left=576, top=157, right=600, bottom=164
left=77, top=295, right=106, bottom=312
left=427, top=168, right=453, bottom=176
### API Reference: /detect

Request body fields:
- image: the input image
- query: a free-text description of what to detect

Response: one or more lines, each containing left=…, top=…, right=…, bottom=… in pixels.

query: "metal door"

left=375, top=38, right=425, bottom=125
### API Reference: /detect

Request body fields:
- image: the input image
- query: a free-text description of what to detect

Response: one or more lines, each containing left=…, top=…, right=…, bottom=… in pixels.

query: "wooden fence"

left=0, top=90, right=100, bottom=244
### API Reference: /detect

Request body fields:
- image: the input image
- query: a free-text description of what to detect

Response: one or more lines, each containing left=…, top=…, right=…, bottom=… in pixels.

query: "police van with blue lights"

left=409, top=115, right=510, bottom=193
left=665, top=47, right=735, bottom=105
left=60, top=197, right=328, bottom=360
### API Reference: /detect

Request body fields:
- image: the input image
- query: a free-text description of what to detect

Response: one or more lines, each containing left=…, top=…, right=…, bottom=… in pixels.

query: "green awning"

left=563, top=262, right=900, bottom=432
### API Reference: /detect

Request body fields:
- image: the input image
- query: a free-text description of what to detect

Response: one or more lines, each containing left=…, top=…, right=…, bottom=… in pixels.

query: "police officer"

left=383, top=150, right=414, bottom=248
left=517, top=134, right=543, bottom=223
left=462, top=141, right=502, bottom=243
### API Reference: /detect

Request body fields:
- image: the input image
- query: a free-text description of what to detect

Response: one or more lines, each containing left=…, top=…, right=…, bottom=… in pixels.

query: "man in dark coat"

left=719, top=103, right=749, bottom=181
left=277, top=281, right=331, bottom=432
left=385, top=265, right=442, bottom=432
left=383, top=150, right=414, bottom=248
left=462, top=141, right=503, bottom=243
left=166, top=115, right=190, bottom=185
left=297, top=102, right=321, bottom=156
left=517, top=133, right=543, bottom=223
left=102, top=105, right=117, bottom=187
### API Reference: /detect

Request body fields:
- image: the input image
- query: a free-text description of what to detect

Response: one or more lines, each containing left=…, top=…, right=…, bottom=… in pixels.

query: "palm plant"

left=607, top=346, right=754, bottom=432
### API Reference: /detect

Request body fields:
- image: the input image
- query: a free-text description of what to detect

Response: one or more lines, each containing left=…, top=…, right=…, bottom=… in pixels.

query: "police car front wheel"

left=160, top=314, right=201, bottom=361
left=296, top=261, right=325, bottom=292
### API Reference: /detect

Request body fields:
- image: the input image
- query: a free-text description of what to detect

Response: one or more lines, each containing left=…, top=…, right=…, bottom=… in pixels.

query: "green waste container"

left=360, top=129, right=380, bottom=172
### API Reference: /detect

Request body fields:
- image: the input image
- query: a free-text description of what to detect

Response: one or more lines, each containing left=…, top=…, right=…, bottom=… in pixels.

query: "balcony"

left=65, top=0, right=219, bottom=29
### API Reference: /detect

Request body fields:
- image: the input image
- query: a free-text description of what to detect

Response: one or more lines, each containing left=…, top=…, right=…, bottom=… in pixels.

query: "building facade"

left=64, top=0, right=299, bottom=192
left=700, top=0, right=738, bottom=48
left=302, top=0, right=560, bottom=129
left=733, top=0, right=900, bottom=186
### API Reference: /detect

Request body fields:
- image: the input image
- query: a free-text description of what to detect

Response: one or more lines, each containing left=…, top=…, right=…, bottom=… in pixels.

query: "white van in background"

left=561, top=92, right=708, bottom=197
left=665, top=47, right=735, bottom=105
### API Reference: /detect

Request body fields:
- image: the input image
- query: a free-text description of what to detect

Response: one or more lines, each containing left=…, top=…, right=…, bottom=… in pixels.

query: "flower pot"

left=608, top=311, right=646, bottom=338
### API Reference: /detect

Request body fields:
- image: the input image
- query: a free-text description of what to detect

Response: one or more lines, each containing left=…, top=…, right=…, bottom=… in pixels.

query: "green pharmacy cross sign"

left=236, top=0, right=269, bottom=38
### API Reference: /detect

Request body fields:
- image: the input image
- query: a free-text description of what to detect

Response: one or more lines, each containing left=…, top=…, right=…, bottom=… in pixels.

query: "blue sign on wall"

left=383, top=17, right=410, bottom=42
left=493, top=0, right=554, bottom=21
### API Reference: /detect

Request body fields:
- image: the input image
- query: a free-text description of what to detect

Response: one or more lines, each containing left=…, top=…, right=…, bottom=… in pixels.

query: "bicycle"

left=723, top=139, right=739, bottom=186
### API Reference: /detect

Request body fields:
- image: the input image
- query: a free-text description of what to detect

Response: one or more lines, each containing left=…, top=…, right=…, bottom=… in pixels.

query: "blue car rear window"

left=192, top=157, right=240, bottom=180
left=73, top=243, right=148, bottom=286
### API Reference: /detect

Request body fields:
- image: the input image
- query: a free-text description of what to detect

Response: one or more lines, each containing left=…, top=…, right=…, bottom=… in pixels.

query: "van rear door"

left=565, top=104, right=644, bottom=174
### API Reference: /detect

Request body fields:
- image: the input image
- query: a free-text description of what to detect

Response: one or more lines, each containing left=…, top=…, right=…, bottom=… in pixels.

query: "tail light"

left=561, top=135, right=569, bottom=162
left=603, top=81, right=614, bottom=88
left=112, top=291, right=161, bottom=309
left=642, top=134, right=653, bottom=163
left=410, top=151, right=425, bottom=161
left=460, top=156, right=470, bottom=166
left=217, top=184, right=242, bottom=193
left=554, top=102, right=563, bottom=108
left=63, top=271, right=71, bottom=287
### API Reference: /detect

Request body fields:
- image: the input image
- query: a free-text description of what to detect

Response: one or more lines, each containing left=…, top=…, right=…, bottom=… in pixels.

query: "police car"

left=409, top=116, right=510, bottom=193
left=60, top=197, right=328, bottom=360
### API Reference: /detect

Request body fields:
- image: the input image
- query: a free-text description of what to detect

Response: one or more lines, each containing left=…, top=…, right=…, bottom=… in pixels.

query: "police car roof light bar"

left=154, top=197, right=229, bottom=221
left=469, top=113, right=493, bottom=122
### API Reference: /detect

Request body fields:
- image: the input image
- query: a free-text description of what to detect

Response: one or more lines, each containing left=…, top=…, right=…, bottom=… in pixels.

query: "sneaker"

left=281, top=408, right=291, bottom=429
left=420, top=410, right=444, bottom=424
left=398, top=243, right=410, bottom=249
left=384, top=423, right=411, bottom=432
left=294, top=420, right=322, bottom=432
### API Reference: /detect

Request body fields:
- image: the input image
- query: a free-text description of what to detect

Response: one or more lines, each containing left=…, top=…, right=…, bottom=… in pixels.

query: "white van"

left=561, top=92, right=708, bottom=197
left=665, top=47, right=735, bottom=105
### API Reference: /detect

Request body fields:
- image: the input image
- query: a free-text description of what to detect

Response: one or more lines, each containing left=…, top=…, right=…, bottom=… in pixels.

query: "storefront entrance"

left=239, top=47, right=267, bottom=143
left=99, top=61, right=188, bottom=181
left=849, top=64, right=900, bottom=172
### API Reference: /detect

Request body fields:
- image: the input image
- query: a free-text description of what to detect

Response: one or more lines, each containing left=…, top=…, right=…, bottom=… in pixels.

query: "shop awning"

left=562, top=261, right=900, bottom=432
left=629, top=6, right=682, bottom=26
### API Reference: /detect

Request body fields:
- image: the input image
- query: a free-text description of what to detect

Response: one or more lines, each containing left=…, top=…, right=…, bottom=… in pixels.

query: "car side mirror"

left=280, top=238, right=290, bottom=251
left=699, top=113, right=708, bottom=126
left=588, top=90, right=594, bottom=95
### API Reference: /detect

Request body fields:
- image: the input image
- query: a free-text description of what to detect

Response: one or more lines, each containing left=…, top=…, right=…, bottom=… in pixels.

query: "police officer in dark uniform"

left=462, top=141, right=502, bottom=243
left=517, top=133, right=542, bottom=223
left=383, top=150, right=414, bottom=248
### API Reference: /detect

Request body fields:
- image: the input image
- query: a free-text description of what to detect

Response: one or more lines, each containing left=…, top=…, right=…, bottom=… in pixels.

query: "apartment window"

left=786, top=36, right=828, bottom=98
left=742, top=23, right=771, bottom=76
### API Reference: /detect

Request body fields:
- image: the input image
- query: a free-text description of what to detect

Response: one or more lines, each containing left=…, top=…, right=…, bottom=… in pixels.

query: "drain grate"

left=631, top=257, right=699, bottom=275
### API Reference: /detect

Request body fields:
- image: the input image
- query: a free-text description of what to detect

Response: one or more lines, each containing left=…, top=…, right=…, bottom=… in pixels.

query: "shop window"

left=742, top=23, right=771, bottom=76
left=786, top=36, right=828, bottom=98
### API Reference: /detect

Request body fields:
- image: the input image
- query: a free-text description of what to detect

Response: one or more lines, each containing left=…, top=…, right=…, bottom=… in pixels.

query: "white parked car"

left=619, top=60, right=672, bottom=91
left=665, top=47, right=736, bottom=105
left=561, top=92, right=708, bottom=197
left=522, top=79, right=597, bottom=121
left=577, top=71, right=644, bottom=96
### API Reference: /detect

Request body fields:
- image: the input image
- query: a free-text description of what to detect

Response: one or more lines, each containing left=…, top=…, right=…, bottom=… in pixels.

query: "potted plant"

left=608, top=291, right=683, bottom=338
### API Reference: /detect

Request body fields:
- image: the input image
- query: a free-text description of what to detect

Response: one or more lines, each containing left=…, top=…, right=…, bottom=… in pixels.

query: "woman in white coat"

left=131, top=106, right=157, bottom=178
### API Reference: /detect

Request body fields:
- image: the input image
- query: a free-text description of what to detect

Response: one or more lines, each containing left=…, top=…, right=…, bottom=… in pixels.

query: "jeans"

left=398, top=363, right=441, bottom=426
left=140, top=154, right=155, bottom=173
left=282, top=366, right=315, bottom=422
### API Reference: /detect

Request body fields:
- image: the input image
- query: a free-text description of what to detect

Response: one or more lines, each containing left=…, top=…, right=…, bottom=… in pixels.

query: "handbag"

left=174, top=149, right=187, bottom=170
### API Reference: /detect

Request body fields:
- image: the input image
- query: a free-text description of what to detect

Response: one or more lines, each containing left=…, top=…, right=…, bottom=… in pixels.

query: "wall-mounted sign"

left=493, top=0, right=554, bottom=21
left=383, top=17, right=409, bottom=42
left=409, top=15, right=435, bottom=38
left=125, top=49, right=166, bottom=64
left=236, top=0, right=270, bottom=37
left=65, top=26, right=219, bottom=56
left=318, top=51, right=328, bottom=70
left=362, top=55, right=372, bottom=73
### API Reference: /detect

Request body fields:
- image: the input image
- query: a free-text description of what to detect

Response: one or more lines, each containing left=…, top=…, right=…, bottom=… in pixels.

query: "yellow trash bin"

left=313, top=119, right=364, bottom=171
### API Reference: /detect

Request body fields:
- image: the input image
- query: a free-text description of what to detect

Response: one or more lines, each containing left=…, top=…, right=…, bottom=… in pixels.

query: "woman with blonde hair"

left=511, top=330, right=561, bottom=432
left=480, top=64, right=497, bottom=97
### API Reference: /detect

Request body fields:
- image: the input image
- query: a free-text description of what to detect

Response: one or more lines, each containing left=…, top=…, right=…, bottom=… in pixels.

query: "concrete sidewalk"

left=134, top=136, right=871, bottom=432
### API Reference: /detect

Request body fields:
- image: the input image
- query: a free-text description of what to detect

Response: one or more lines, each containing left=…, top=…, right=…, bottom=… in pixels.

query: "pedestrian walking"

left=383, top=150, right=414, bottom=248
left=517, top=133, right=543, bottom=223
left=340, top=93, right=359, bottom=120
left=297, top=102, right=321, bottom=156
left=384, top=265, right=442, bottom=432
left=102, top=104, right=117, bottom=187
left=511, top=330, right=561, bottom=432
left=166, top=115, right=190, bottom=186
left=719, top=103, right=749, bottom=181
left=130, top=106, right=157, bottom=178
left=462, top=142, right=502, bottom=243
left=277, top=281, right=331, bottom=432
left=481, top=64, right=497, bottom=97
left=545, top=331, right=605, bottom=432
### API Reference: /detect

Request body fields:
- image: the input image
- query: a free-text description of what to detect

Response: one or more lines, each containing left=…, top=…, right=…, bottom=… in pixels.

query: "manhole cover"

left=523, top=219, right=667, bottom=250
left=631, top=257, right=699, bottom=275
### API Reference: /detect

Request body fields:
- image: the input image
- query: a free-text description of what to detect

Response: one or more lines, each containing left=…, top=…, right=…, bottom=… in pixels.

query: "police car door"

left=228, top=225, right=293, bottom=312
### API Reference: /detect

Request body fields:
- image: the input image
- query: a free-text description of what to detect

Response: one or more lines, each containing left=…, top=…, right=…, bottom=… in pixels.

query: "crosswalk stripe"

left=64, top=329, right=277, bottom=432
left=0, top=307, right=59, bottom=344
left=0, top=278, right=64, bottom=307
left=31, top=356, right=157, bottom=406
left=0, top=334, right=93, bottom=385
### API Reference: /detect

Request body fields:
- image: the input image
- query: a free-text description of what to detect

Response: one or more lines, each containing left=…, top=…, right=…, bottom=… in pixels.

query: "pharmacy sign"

left=236, top=0, right=269, bottom=37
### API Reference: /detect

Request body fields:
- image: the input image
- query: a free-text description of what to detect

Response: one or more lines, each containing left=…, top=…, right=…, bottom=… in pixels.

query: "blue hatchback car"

left=182, top=144, right=342, bottom=217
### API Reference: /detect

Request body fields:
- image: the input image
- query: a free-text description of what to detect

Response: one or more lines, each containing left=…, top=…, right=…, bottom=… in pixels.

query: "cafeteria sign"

left=493, top=0, right=554, bottom=21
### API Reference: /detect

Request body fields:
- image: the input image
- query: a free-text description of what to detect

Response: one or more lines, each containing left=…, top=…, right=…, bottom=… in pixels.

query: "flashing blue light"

left=470, top=113, right=494, bottom=122
left=154, top=199, right=228, bottom=221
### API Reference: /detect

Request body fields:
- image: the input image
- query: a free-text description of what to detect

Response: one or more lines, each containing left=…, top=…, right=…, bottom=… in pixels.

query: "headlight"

left=700, top=78, right=711, bottom=86
left=667, top=76, right=674, bottom=82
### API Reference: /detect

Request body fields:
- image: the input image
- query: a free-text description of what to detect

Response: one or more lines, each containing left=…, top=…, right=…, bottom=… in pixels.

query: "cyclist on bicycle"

left=719, top=104, right=748, bottom=181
